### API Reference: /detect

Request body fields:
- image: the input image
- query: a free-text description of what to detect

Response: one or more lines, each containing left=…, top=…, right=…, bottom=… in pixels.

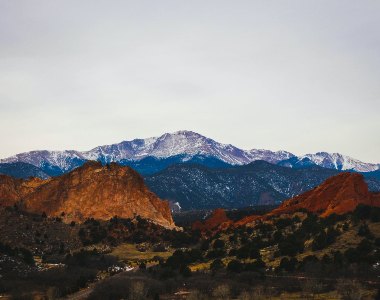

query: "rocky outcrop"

left=0, top=175, right=46, bottom=207
left=269, top=173, right=380, bottom=217
left=192, top=208, right=232, bottom=232
left=231, top=173, right=380, bottom=227
left=0, top=162, right=176, bottom=229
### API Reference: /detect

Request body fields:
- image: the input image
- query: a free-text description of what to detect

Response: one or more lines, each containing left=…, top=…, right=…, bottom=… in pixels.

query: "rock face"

left=0, top=162, right=175, bottom=229
left=192, top=208, right=232, bottom=232
left=270, top=173, right=380, bottom=217
left=0, top=175, right=45, bottom=207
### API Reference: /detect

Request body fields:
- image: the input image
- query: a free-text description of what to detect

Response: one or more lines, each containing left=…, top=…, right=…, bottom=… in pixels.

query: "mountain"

left=0, top=131, right=294, bottom=174
left=362, top=169, right=380, bottom=181
left=0, top=162, right=50, bottom=179
left=119, top=154, right=232, bottom=175
left=269, top=173, right=380, bottom=217
left=1, top=130, right=378, bottom=175
left=0, top=150, right=87, bottom=177
left=1, top=131, right=378, bottom=175
left=144, top=161, right=359, bottom=210
left=0, top=161, right=175, bottom=229
left=0, top=154, right=231, bottom=178
left=278, top=152, right=379, bottom=172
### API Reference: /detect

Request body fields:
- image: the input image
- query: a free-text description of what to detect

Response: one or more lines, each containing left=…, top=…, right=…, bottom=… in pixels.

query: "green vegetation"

left=1, top=204, right=380, bottom=299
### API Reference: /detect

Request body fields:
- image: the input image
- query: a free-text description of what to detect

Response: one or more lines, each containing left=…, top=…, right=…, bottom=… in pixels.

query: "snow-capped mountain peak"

left=301, top=152, right=379, bottom=172
left=0, top=130, right=378, bottom=174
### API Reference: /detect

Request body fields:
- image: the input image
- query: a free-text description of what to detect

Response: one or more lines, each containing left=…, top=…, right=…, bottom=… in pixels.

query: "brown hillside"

left=0, top=161, right=175, bottom=229
left=0, top=175, right=46, bottom=207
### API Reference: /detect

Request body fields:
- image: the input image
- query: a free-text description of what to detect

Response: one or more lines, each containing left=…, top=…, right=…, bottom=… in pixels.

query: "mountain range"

left=1, top=131, right=378, bottom=178
left=145, top=161, right=380, bottom=210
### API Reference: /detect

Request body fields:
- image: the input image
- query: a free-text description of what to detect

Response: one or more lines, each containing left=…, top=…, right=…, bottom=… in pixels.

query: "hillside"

left=270, top=173, right=380, bottom=217
left=0, top=161, right=175, bottom=229
left=145, top=161, right=346, bottom=210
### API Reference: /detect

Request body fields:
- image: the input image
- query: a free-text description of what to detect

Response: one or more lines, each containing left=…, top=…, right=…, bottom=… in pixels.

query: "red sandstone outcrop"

left=0, top=162, right=176, bottom=229
left=269, top=172, right=380, bottom=217
left=218, top=173, right=380, bottom=228
left=192, top=208, right=232, bottom=232
left=0, top=175, right=46, bottom=207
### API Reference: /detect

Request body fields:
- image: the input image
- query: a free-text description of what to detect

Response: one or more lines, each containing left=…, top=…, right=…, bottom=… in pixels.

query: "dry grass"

left=110, top=243, right=173, bottom=262
left=189, top=261, right=211, bottom=272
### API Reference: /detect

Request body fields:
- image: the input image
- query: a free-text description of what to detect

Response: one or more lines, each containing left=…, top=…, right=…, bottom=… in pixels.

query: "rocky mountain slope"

left=1, top=130, right=377, bottom=175
left=0, top=162, right=175, bottom=229
left=0, top=162, right=50, bottom=179
left=144, top=161, right=355, bottom=210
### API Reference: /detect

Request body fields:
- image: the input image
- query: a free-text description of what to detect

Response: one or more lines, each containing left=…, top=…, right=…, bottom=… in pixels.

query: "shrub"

left=333, top=251, right=344, bottom=266
left=275, top=218, right=292, bottom=230
left=278, top=257, right=297, bottom=272
left=227, top=259, right=243, bottom=273
left=354, top=204, right=372, bottom=220
left=358, top=223, right=372, bottom=238
left=301, top=214, right=320, bottom=234
left=344, top=248, right=359, bottom=263
left=278, top=234, right=304, bottom=256
left=210, top=259, right=225, bottom=272
left=213, top=239, right=225, bottom=249
left=244, top=258, right=266, bottom=272
left=200, top=239, right=210, bottom=251
left=179, top=265, right=192, bottom=277
left=356, top=238, right=373, bottom=257
left=206, top=249, right=226, bottom=259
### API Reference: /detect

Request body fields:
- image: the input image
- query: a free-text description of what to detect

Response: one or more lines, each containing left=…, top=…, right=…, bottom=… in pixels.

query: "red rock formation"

left=269, top=173, right=380, bottom=217
left=0, top=162, right=176, bottom=229
left=232, top=173, right=380, bottom=227
left=0, top=175, right=46, bottom=207
left=192, top=208, right=232, bottom=232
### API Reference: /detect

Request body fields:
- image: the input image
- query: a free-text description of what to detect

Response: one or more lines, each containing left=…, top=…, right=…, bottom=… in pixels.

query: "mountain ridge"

left=1, top=130, right=378, bottom=175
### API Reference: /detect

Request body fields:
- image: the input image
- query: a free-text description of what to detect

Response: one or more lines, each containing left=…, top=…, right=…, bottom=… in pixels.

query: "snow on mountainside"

left=0, top=130, right=378, bottom=174
left=82, top=131, right=254, bottom=165
left=248, top=149, right=294, bottom=164
left=299, top=152, right=379, bottom=172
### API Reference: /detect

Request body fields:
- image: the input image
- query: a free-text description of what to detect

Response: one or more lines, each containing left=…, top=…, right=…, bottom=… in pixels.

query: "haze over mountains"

left=0, top=131, right=379, bottom=178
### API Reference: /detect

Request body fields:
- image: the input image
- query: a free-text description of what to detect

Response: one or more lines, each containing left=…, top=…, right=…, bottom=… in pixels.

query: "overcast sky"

left=0, top=1, right=379, bottom=162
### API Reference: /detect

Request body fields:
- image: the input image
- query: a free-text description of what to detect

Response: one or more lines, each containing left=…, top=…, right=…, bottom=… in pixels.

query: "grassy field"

left=110, top=243, right=173, bottom=262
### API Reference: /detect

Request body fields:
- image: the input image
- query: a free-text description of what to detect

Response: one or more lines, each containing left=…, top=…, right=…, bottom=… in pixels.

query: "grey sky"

left=0, top=0, right=379, bottom=162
